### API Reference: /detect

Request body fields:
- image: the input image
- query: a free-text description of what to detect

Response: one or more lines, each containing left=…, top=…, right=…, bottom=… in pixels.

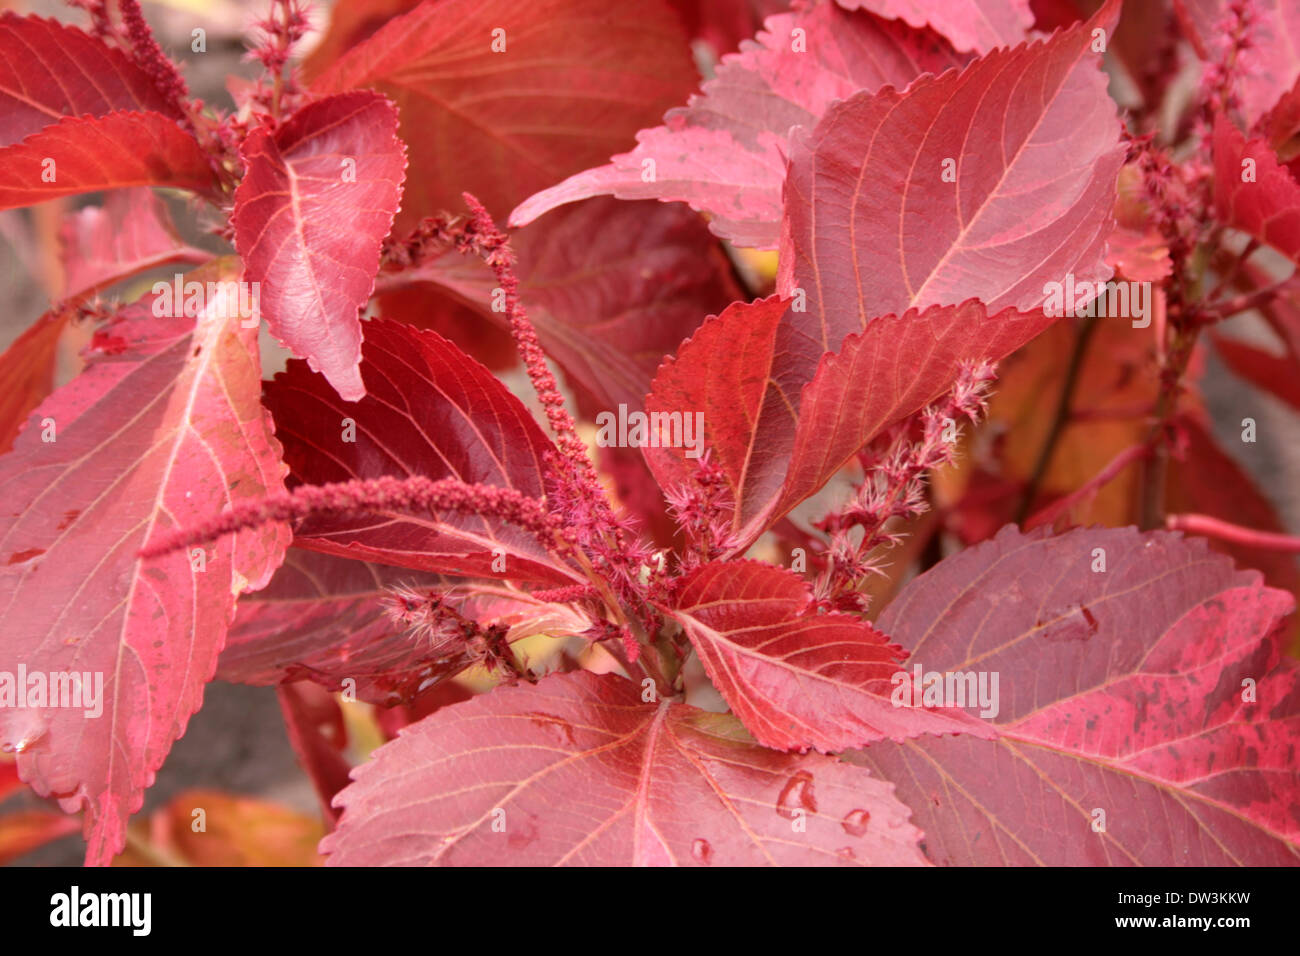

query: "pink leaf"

left=779, top=0, right=1123, bottom=322
left=322, top=671, right=928, bottom=865
left=1213, top=115, right=1300, bottom=264
left=0, top=260, right=291, bottom=866
left=511, top=0, right=968, bottom=247
left=261, top=318, right=581, bottom=585
left=833, top=0, right=1033, bottom=54
left=0, top=111, right=216, bottom=210
left=669, top=560, right=993, bottom=752
left=393, top=198, right=741, bottom=412
left=60, top=188, right=209, bottom=300
left=851, top=525, right=1300, bottom=865
left=311, top=0, right=698, bottom=228
left=233, top=91, right=406, bottom=402
left=0, top=13, right=184, bottom=147
left=220, top=548, right=459, bottom=705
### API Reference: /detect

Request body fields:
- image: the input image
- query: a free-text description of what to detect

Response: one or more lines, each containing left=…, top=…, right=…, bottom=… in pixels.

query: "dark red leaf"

left=397, top=198, right=741, bottom=412
left=234, top=91, right=406, bottom=401
left=851, top=525, right=1300, bottom=865
left=220, top=548, right=460, bottom=705
left=312, top=0, right=699, bottom=227
left=261, top=318, right=581, bottom=585
left=0, top=111, right=216, bottom=210
left=0, top=260, right=290, bottom=866
left=277, top=682, right=354, bottom=826
left=669, top=560, right=993, bottom=751
left=666, top=0, right=789, bottom=56
left=323, top=671, right=928, bottom=865
left=512, top=0, right=968, bottom=247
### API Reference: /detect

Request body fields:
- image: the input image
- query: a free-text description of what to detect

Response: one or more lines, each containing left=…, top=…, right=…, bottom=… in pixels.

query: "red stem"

left=1024, top=443, right=1151, bottom=531
left=1165, top=513, right=1300, bottom=552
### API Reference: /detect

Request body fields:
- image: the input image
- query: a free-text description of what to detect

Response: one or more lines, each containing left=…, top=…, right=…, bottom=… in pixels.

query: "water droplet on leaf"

left=776, top=770, right=817, bottom=819
left=841, top=808, right=870, bottom=836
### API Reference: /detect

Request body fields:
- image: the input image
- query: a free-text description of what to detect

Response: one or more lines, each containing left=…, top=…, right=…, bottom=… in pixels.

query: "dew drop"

left=691, top=838, right=713, bottom=865
left=836, top=846, right=856, bottom=861
left=776, top=770, right=817, bottom=819
left=841, top=808, right=871, bottom=837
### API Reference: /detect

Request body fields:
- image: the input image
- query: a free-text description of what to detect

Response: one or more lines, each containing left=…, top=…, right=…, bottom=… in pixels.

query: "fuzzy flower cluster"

left=142, top=475, right=567, bottom=559
left=245, top=0, right=312, bottom=120
left=813, top=361, right=996, bottom=613
left=118, top=0, right=191, bottom=111
left=663, top=451, right=740, bottom=571
left=452, top=197, right=659, bottom=629
left=381, top=584, right=518, bottom=678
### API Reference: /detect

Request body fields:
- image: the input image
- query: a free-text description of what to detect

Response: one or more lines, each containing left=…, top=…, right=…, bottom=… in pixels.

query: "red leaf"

left=312, top=0, right=698, bottom=227
left=0, top=111, right=216, bottom=210
left=666, top=0, right=789, bottom=56
left=669, top=560, right=993, bottom=751
left=397, top=198, right=741, bottom=411
left=277, top=682, right=354, bottom=826
left=1213, top=115, right=1300, bottom=265
left=300, top=0, right=422, bottom=82
left=0, top=758, right=22, bottom=801
left=511, top=1, right=968, bottom=247
left=779, top=0, right=1123, bottom=321
left=0, top=308, right=70, bottom=454
left=1176, top=0, right=1300, bottom=126
left=261, top=318, right=581, bottom=585
left=1166, top=416, right=1300, bottom=649
left=835, top=0, right=1032, bottom=54
left=373, top=284, right=519, bottom=371
left=0, top=260, right=291, bottom=866
left=851, top=525, right=1300, bottom=865
left=1213, top=334, right=1300, bottom=410
left=60, top=188, right=209, bottom=300
left=234, top=91, right=406, bottom=402
left=0, top=13, right=183, bottom=147
left=220, top=548, right=460, bottom=705
left=322, top=671, right=928, bottom=865
left=644, top=296, right=797, bottom=532
left=772, top=300, right=1059, bottom=529
left=645, top=297, right=1058, bottom=545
